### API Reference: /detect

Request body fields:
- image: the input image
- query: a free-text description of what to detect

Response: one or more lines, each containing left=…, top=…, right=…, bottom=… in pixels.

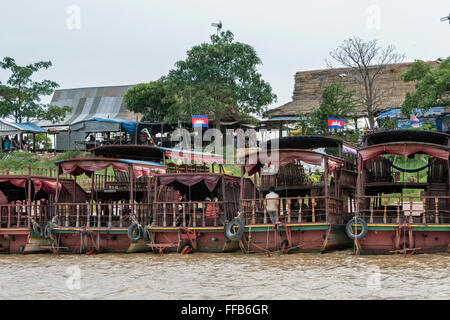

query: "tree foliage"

left=0, top=57, right=71, bottom=123
left=308, top=82, right=356, bottom=135
left=124, top=77, right=179, bottom=122
left=401, top=57, right=450, bottom=116
left=167, top=30, right=276, bottom=128
left=328, top=37, right=405, bottom=129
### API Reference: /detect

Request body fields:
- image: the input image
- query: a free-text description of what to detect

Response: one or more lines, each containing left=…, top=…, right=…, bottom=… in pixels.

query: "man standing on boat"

left=265, top=187, right=279, bottom=224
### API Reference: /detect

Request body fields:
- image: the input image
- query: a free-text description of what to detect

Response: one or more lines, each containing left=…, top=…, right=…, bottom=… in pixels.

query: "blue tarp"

left=377, top=107, right=446, bottom=119
left=13, top=122, right=48, bottom=133
left=70, top=117, right=139, bottom=135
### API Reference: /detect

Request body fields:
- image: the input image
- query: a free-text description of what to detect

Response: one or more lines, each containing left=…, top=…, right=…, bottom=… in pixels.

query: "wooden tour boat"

left=348, top=130, right=450, bottom=254
left=238, top=136, right=357, bottom=253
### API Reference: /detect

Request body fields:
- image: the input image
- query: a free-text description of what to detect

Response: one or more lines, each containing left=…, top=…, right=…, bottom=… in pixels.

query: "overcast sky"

left=1, top=0, right=449, bottom=109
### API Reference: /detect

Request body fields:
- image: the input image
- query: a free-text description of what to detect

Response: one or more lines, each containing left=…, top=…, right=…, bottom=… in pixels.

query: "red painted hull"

left=0, top=230, right=29, bottom=253
left=358, top=230, right=450, bottom=254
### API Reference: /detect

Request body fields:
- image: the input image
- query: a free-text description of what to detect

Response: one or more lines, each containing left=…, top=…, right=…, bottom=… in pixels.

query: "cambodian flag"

left=410, top=113, right=421, bottom=128
left=328, top=117, right=346, bottom=129
left=192, top=115, right=208, bottom=128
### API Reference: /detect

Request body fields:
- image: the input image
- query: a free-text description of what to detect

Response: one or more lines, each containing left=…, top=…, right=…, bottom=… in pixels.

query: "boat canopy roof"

left=361, top=130, right=449, bottom=147
left=90, top=145, right=224, bottom=164
left=358, top=142, right=449, bottom=163
left=262, top=135, right=343, bottom=150
left=56, top=158, right=167, bottom=177
left=244, top=148, right=343, bottom=176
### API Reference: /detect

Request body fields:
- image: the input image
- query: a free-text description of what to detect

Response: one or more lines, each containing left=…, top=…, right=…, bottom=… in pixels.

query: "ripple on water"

left=0, top=251, right=448, bottom=299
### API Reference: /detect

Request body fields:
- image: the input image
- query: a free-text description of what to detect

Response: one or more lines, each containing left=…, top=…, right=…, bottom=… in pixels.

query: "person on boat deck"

left=265, top=187, right=279, bottom=224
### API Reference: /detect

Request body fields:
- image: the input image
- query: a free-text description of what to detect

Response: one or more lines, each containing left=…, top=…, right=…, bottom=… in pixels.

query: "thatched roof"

left=268, top=61, right=439, bottom=118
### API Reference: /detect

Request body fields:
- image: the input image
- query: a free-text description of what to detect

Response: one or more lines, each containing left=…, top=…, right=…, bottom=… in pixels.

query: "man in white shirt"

left=265, top=186, right=279, bottom=224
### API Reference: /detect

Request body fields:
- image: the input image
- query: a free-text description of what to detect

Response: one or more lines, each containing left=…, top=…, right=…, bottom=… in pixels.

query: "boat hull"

left=356, top=224, right=450, bottom=254
left=240, top=223, right=352, bottom=253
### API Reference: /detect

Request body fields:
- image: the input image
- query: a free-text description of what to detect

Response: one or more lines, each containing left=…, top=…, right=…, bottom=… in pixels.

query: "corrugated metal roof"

left=0, top=120, right=48, bottom=135
left=36, top=85, right=141, bottom=128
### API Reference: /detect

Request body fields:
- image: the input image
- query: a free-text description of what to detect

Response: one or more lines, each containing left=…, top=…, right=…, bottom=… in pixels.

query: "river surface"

left=0, top=251, right=448, bottom=299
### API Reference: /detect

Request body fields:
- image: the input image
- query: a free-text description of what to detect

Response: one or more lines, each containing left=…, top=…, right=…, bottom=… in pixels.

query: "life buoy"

left=224, top=217, right=245, bottom=241
left=31, top=222, right=43, bottom=237
left=43, top=222, right=54, bottom=240
left=346, top=216, right=368, bottom=240
left=127, top=223, right=143, bottom=242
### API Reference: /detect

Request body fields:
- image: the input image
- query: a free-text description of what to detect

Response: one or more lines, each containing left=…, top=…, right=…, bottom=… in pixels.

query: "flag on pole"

left=327, top=117, right=346, bottom=129
left=192, top=115, right=208, bottom=128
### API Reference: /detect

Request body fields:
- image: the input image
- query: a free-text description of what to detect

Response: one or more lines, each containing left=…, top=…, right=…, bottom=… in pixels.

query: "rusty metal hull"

left=240, top=223, right=352, bottom=253
left=356, top=224, right=450, bottom=254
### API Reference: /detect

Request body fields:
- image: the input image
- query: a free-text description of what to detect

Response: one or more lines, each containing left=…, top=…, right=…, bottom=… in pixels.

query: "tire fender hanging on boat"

left=127, top=223, right=143, bottom=242
left=31, top=221, right=43, bottom=237
left=224, top=217, right=245, bottom=241
left=346, top=216, right=368, bottom=240
left=43, top=222, right=54, bottom=240
left=142, top=225, right=150, bottom=242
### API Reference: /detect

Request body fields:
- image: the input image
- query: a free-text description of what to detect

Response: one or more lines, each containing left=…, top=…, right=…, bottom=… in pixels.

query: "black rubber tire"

left=43, top=222, right=53, bottom=240
left=127, top=223, right=143, bottom=242
left=142, top=225, right=150, bottom=242
left=31, top=223, right=43, bottom=237
left=224, top=217, right=245, bottom=241
left=346, top=217, right=368, bottom=240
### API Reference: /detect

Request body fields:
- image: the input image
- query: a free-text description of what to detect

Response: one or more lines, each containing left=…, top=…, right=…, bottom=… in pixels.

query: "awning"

left=359, top=143, right=449, bottom=163
left=56, top=158, right=167, bottom=178
left=244, top=149, right=333, bottom=175
left=0, top=179, right=62, bottom=194
left=158, top=175, right=221, bottom=192
left=0, top=120, right=48, bottom=136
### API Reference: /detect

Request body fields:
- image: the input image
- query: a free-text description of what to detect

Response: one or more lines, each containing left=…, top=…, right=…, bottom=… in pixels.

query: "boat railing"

left=357, top=195, right=450, bottom=224
left=151, top=200, right=236, bottom=228
left=0, top=201, right=151, bottom=229
left=240, top=196, right=333, bottom=225
left=0, top=167, right=72, bottom=179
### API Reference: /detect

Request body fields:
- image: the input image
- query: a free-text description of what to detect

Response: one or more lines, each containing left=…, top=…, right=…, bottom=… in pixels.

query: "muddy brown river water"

left=0, top=251, right=448, bottom=299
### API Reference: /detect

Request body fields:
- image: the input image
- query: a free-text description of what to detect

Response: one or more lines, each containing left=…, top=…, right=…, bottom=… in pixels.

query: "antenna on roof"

left=211, top=20, right=222, bottom=34
left=440, top=13, right=450, bottom=24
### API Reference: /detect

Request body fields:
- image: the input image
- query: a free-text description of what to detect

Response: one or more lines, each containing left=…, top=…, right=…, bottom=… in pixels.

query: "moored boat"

left=348, top=130, right=450, bottom=254
left=238, top=136, right=357, bottom=253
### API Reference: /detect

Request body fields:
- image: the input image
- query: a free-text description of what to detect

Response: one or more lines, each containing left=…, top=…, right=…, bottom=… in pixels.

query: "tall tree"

left=124, top=77, right=180, bottom=122
left=328, top=37, right=405, bottom=128
left=309, top=82, right=356, bottom=135
left=400, top=57, right=450, bottom=116
left=0, top=57, right=71, bottom=123
left=167, top=30, right=276, bottom=130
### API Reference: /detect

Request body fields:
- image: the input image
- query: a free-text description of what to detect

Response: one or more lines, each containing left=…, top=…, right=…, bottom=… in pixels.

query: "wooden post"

left=251, top=200, right=256, bottom=225
left=396, top=197, right=400, bottom=224
left=422, top=198, right=427, bottom=224
left=76, top=204, right=80, bottom=228
left=129, top=164, right=134, bottom=216
left=263, top=199, right=267, bottom=224
left=298, top=197, right=302, bottom=223
left=173, top=203, right=176, bottom=227
left=312, top=198, right=316, bottom=223
left=163, top=203, right=167, bottom=227
left=383, top=197, right=388, bottom=224
left=27, top=173, right=32, bottom=229
left=182, top=203, right=186, bottom=227
left=434, top=198, right=439, bottom=224
left=275, top=199, right=279, bottom=223
left=370, top=197, right=374, bottom=223
left=409, top=197, right=413, bottom=224
left=239, top=166, right=244, bottom=211
left=287, top=198, right=291, bottom=223
left=193, top=203, right=197, bottom=227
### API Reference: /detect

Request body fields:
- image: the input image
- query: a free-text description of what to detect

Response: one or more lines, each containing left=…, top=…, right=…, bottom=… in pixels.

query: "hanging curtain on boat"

left=158, top=174, right=221, bottom=192
left=359, top=144, right=449, bottom=163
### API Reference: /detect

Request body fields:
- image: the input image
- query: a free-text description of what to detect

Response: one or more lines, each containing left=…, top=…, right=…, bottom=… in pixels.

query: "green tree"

left=167, top=30, right=276, bottom=129
left=401, top=57, right=450, bottom=116
left=124, top=77, right=180, bottom=122
left=309, top=82, right=356, bottom=135
left=0, top=57, right=71, bottom=123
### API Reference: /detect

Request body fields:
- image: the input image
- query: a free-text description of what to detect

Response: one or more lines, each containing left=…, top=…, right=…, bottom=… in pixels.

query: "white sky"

left=0, top=0, right=449, bottom=109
